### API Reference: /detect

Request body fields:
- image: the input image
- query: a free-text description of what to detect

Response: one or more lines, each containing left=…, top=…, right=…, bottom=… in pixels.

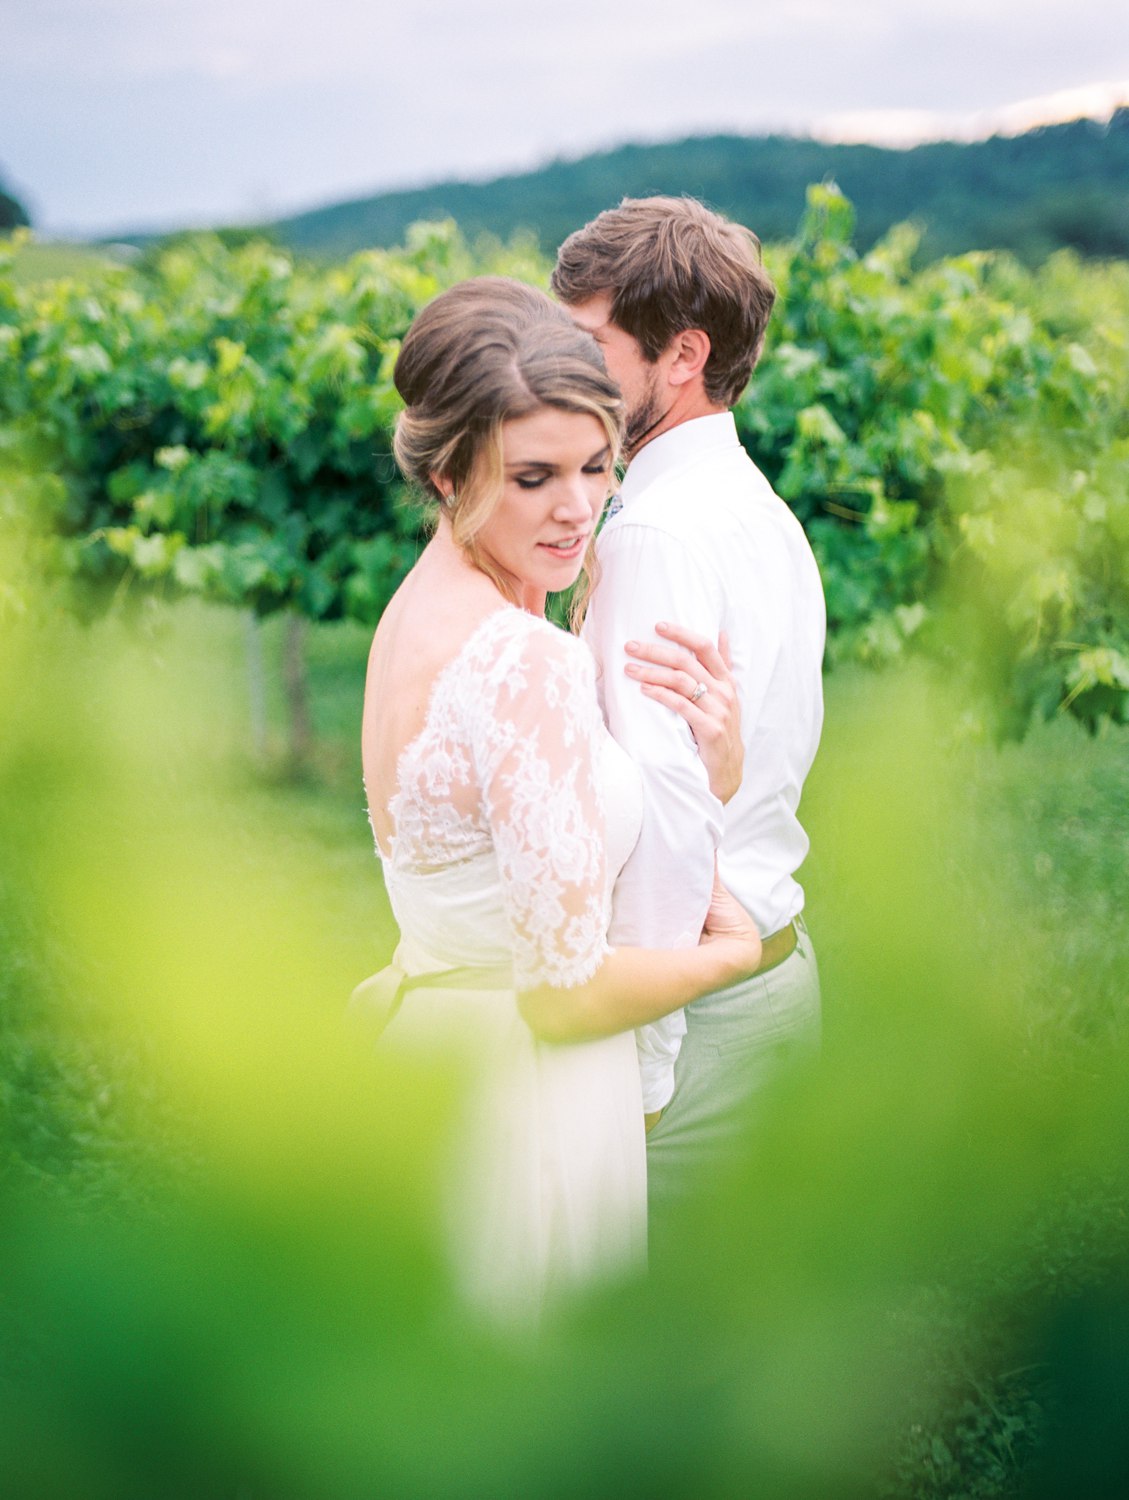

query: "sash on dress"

left=347, top=958, right=514, bottom=1044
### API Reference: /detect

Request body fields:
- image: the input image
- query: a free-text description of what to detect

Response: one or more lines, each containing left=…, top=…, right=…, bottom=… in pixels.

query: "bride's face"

left=475, top=406, right=612, bottom=606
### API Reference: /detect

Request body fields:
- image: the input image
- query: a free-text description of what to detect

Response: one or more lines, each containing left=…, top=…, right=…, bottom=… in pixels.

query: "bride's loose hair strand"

left=392, top=278, right=623, bottom=615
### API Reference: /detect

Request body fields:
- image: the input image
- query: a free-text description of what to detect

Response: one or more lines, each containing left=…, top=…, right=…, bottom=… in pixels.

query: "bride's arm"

left=480, top=623, right=759, bottom=1047
left=518, top=870, right=761, bottom=1044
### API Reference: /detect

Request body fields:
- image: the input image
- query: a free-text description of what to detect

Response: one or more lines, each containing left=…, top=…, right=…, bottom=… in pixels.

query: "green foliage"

left=2, top=608, right=1127, bottom=1498
left=0, top=223, right=533, bottom=629
left=738, top=184, right=1129, bottom=735
left=2, top=201, right=1127, bottom=734
left=0, top=182, right=31, bottom=232
left=1, top=231, right=117, bottom=286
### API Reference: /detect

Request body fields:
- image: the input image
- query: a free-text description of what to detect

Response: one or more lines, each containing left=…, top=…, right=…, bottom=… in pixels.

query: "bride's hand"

left=698, top=864, right=762, bottom=982
left=624, top=623, right=743, bottom=803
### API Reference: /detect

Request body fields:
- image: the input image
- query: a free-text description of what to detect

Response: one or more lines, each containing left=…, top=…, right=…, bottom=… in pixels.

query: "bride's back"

left=361, top=540, right=508, bottom=856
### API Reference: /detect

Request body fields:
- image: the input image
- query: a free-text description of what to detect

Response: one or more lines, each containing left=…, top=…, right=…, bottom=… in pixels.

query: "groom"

left=551, top=197, right=826, bottom=1231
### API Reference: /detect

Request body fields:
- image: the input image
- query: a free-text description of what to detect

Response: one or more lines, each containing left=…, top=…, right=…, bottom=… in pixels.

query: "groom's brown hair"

left=551, top=196, right=776, bottom=408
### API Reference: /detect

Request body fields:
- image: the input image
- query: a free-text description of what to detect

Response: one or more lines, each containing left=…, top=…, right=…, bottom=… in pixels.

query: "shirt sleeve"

left=584, top=519, right=725, bottom=1110
left=473, top=623, right=611, bottom=993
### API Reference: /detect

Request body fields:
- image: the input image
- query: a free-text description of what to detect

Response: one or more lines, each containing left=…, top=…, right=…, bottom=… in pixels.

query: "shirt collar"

left=618, top=411, right=740, bottom=508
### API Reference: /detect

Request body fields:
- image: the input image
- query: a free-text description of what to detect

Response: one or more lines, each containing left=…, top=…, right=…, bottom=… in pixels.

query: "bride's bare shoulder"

left=369, top=549, right=494, bottom=669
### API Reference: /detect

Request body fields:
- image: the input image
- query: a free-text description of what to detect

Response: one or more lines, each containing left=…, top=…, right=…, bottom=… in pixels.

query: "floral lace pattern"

left=382, top=609, right=610, bottom=990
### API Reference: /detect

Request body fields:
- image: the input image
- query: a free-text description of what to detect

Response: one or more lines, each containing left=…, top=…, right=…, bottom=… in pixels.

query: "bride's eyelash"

left=513, top=462, right=608, bottom=490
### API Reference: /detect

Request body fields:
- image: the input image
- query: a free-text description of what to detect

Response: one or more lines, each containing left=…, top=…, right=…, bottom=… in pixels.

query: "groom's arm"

left=583, top=519, right=724, bottom=1112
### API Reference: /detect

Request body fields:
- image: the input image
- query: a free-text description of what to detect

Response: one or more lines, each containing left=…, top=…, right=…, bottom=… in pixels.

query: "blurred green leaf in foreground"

left=1, top=581, right=1126, bottom=1499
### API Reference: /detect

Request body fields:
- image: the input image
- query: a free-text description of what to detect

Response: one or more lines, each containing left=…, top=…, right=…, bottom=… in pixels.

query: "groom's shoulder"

left=619, top=445, right=790, bottom=546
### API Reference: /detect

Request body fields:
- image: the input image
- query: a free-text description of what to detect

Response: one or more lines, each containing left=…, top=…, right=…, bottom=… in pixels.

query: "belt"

left=352, top=927, right=800, bottom=1045
left=754, top=919, right=798, bottom=977
left=348, top=960, right=514, bottom=1044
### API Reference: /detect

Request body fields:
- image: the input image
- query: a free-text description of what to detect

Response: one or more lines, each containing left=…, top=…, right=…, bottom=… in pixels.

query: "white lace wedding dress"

left=368, top=606, right=646, bottom=1322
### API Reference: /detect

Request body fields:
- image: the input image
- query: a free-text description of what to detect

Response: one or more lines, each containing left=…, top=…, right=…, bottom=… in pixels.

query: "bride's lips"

left=537, top=535, right=589, bottom=561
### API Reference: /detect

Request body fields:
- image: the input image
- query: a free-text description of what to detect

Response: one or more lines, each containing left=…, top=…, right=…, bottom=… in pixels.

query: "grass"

left=1, top=602, right=1126, bottom=1498
left=1, top=234, right=123, bottom=286
left=802, top=667, right=1128, bottom=1055
left=795, top=667, right=1128, bottom=1497
left=0, top=606, right=388, bottom=1203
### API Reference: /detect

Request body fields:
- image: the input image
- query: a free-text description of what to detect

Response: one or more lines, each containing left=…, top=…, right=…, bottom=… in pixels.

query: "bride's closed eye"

left=514, top=463, right=608, bottom=491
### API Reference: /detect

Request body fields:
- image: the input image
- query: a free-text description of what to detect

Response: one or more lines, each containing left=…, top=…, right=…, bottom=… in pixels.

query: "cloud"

left=4, top=0, right=1129, bottom=233
left=815, top=80, right=1129, bottom=147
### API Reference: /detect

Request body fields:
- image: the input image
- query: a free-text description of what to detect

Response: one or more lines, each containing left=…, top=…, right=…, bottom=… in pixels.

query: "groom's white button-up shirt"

left=583, top=412, right=826, bottom=1111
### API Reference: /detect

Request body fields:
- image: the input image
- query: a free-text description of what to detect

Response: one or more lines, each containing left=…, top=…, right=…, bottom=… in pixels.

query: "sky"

left=2, top=0, right=1128, bottom=237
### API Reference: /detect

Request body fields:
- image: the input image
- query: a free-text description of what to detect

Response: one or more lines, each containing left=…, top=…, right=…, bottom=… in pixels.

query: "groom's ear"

left=667, top=327, right=711, bottom=388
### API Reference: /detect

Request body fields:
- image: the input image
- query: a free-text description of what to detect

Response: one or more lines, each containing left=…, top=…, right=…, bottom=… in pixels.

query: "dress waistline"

left=347, top=957, right=514, bottom=1045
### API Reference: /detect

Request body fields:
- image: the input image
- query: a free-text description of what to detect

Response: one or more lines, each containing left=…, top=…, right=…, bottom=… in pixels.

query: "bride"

left=357, top=277, right=761, bottom=1322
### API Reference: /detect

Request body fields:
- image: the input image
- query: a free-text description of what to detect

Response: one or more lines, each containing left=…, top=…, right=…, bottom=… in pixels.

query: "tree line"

left=261, top=110, right=1129, bottom=264
left=0, top=175, right=30, bottom=233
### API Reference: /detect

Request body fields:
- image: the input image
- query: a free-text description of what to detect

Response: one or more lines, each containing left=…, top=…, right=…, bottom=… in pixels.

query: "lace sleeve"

left=470, top=618, right=610, bottom=991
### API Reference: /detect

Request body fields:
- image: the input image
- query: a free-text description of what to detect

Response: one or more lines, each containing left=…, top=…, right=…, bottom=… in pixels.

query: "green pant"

left=646, top=918, right=821, bottom=1240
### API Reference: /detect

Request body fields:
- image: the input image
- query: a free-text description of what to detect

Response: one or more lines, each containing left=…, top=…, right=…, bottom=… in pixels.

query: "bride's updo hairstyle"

left=393, top=276, right=623, bottom=604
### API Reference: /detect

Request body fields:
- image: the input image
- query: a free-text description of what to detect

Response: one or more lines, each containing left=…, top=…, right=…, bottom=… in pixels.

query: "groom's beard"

left=623, top=368, right=672, bottom=456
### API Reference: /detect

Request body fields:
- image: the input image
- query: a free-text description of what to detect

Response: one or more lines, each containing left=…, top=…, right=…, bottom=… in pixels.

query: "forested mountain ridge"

left=269, top=109, right=1129, bottom=262
left=0, top=173, right=30, bottom=232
